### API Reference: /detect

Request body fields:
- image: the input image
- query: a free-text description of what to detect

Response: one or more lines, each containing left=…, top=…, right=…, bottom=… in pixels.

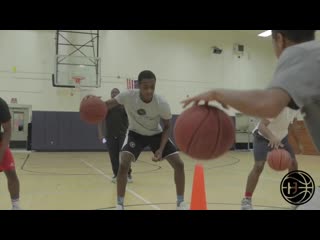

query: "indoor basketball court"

left=0, top=150, right=319, bottom=210
left=0, top=30, right=319, bottom=210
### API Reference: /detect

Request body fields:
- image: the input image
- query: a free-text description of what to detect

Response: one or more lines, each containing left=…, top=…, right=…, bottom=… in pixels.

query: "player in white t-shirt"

left=241, top=107, right=300, bottom=210
left=85, top=70, right=187, bottom=210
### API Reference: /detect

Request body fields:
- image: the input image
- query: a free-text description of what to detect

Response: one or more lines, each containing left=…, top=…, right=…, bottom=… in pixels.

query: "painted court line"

left=81, top=159, right=161, bottom=210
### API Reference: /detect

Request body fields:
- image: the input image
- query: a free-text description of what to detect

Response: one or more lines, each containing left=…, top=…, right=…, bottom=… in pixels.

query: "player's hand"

left=181, top=90, right=228, bottom=109
left=268, top=137, right=284, bottom=149
left=98, top=135, right=106, bottom=144
left=152, top=149, right=163, bottom=162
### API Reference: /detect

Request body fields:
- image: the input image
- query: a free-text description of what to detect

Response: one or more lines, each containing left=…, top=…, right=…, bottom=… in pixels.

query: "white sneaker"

left=241, top=198, right=253, bottom=210
left=176, top=201, right=188, bottom=210
left=11, top=206, right=22, bottom=210
left=111, top=176, right=116, bottom=183
left=127, top=175, right=133, bottom=183
left=116, top=204, right=124, bottom=210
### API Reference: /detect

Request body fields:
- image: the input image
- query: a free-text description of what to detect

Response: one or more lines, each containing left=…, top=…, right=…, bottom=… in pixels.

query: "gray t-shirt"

left=268, top=40, right=320, bottom=108
left=268, top=40, right=320, bottom=151
left=114, top=90, right=172, bottom=136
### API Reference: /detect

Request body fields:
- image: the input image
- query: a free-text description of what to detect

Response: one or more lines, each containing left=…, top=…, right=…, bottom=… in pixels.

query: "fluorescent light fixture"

left=258, top=30, right=272, bottom=37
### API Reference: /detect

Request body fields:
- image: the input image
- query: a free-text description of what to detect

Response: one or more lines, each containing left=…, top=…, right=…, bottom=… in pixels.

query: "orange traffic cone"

left=190, top=163, right=207, bottom=210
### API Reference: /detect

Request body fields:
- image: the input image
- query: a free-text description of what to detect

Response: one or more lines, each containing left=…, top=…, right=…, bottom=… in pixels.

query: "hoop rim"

left=72, top=76, right=85, bottom=84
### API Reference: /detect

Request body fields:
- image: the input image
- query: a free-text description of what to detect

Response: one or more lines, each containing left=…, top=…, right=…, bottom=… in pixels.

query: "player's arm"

left=258, top=119, right=283, bottom=149
left=181, top=88, right=291, bottom=119
left=98, top=122, right=104, bottom=140
left=153, top=118, right=170, bottom=162
left=159, top=119, right=170, bottom=151
left=82, top=95, right=120, bottom=111
left=153, top=100, right=173, bottom=162
left=99, top=92, right=128, bottom=142
left=288, top=118, right=304, bottom=154
left=99, top=98, right=122, bottom=142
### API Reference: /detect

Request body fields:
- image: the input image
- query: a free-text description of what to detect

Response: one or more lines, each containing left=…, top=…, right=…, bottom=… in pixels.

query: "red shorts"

left=0, top=147, right=15, bottom=172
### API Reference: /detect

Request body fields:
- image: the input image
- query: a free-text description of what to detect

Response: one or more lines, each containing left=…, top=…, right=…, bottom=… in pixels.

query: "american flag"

left=127, top=78, right=138, bottom=89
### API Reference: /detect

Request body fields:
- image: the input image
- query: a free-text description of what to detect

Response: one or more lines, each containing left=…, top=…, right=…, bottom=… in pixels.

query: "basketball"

left=79, top=96, right=108, bottom=124
left=267, top=149, right=292, bottom=171
left=174, top=105, right=235, bottom=160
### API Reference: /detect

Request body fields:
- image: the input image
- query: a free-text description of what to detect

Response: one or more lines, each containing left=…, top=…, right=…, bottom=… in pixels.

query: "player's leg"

left=241, top=133, right=268, bottom=210
left=150, top=136, right=186, bottom=209
left=107, top=137, right=120, bottom=182
left=119, top=134, right=133, bottom=183
left=1, top=148, right=21, bottom=210
left=166, top=153, right=186, bottom=209
left=281, top=136, right=300, bottom=209
left=116, top=132, right=144, bottom=209
left=116, top=152, right=133, bottom=209
left=4, top=169, right=20, bottom=210
left=282, top=136, right=298, bottom=172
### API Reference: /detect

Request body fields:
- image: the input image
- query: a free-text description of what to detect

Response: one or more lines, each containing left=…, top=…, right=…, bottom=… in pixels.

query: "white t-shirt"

left=114, top=90, right=172, bottom=136
left=252, top=107, right=299, bottom=141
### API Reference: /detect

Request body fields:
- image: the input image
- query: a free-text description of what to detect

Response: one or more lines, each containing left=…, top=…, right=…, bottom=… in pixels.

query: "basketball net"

left=70, top=76, right=85, bottom=97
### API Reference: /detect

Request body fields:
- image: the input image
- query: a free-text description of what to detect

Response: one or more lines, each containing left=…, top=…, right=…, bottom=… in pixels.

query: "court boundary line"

left=96, top=202, right=291, bottom=210
left=80, top=159, right=161, bottom=210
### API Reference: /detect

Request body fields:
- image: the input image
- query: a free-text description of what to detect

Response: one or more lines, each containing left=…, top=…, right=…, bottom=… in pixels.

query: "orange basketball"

left=80, top=96, right=108, bottom=124
left=267, top=149, right=292, bottom=171
left=174, top=105, right=235, bottom=160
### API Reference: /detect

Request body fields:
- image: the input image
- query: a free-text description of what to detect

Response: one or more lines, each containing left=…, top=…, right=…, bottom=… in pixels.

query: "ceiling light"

left=258, top=30, right=271, bottom=37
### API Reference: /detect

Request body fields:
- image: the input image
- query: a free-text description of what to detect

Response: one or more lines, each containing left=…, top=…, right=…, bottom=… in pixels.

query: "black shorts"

left=121, top=131, right=178, bottom=161
left=253, top=131, right=296, bottom=161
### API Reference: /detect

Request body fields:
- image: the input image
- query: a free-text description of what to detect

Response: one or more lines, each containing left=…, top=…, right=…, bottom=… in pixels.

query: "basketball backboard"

left=52, top=54, right=101, bottom=88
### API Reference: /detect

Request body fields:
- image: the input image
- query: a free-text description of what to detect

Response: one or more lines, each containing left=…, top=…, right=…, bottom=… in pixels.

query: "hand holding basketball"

left=268, top=137, right=284, bottom=149
left=174, top=105, right=235, bottom=160
left=181, top=90, right=228, bottom=109
left=80, top=95, right=108, bottom=124
left=181, top=91, right=215, bottom=108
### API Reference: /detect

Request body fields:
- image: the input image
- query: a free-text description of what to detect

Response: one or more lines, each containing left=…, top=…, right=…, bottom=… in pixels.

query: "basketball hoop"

left=70, top=76, right=85, bottom=96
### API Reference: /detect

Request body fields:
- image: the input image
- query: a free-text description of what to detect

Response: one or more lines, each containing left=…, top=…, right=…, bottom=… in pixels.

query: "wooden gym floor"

left=0, top=150, right=319, bottom=210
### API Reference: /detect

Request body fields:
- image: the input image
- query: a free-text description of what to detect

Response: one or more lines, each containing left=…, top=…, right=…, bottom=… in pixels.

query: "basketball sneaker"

left=241, top=198, right=253, bottom=210
left=11, top=206, right=22, bottom=210
left=116, top=204, right=124, bottom=210
left=176, top=201, right=188, bottom=210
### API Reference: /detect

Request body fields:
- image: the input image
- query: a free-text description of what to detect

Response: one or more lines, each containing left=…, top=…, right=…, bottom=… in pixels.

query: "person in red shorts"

left=0, top=97, right=21, bottom=210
